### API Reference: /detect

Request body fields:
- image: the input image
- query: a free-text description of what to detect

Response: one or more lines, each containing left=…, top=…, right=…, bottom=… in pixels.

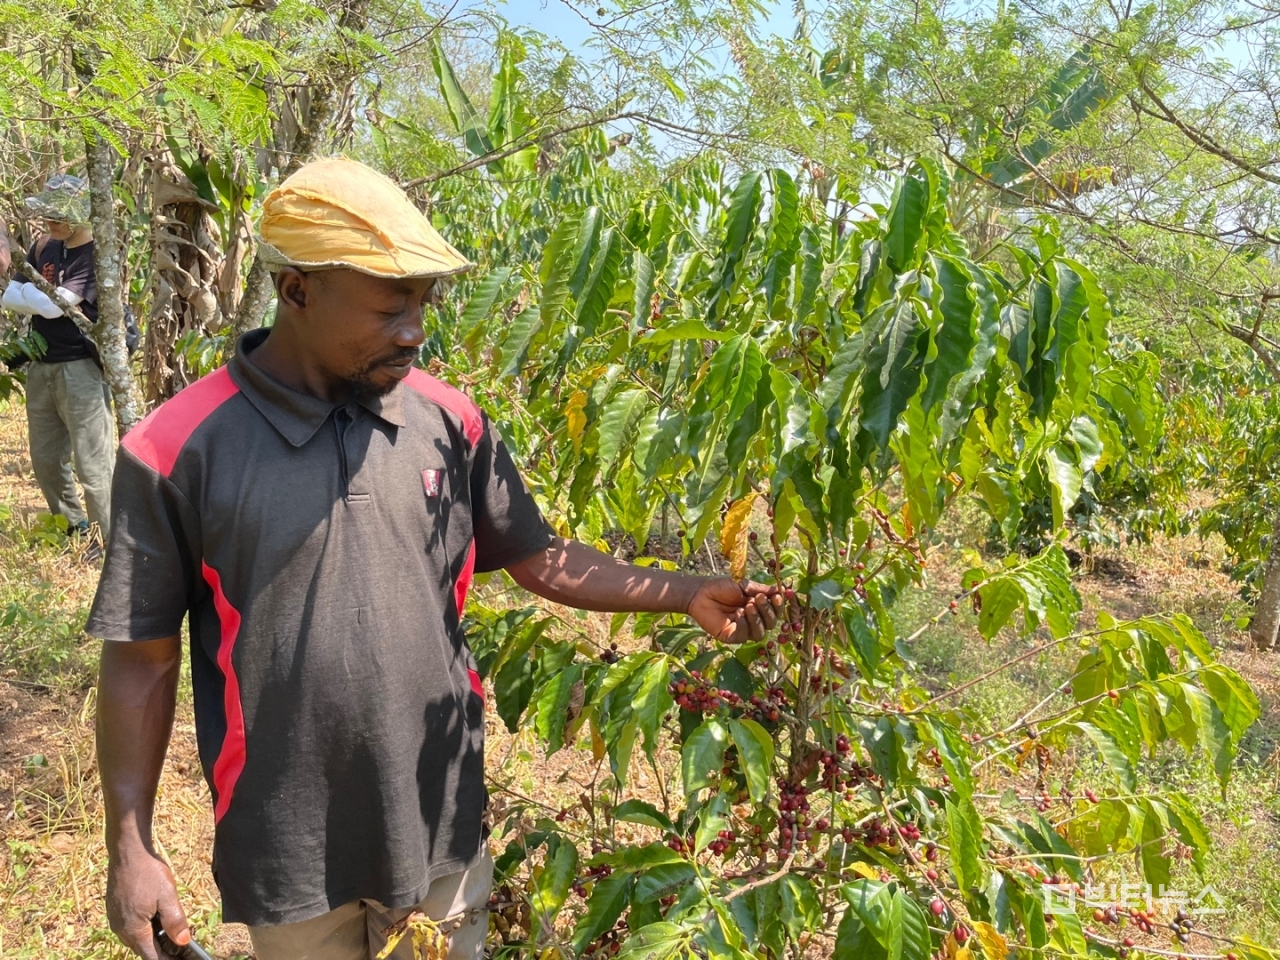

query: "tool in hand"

left=152, top=916, right=215, bottom=960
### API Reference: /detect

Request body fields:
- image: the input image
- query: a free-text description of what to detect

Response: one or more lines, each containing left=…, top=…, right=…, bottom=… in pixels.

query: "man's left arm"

left=470, top=415, right=782, bottom=641
left=507, top=537, right=782, bottom=643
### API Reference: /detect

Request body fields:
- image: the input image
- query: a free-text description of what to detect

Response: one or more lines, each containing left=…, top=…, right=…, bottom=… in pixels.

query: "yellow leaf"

left=719, top=492, right=759, bottom=580
left=566, top=390, right=588, bottom=450
left=942, top=933, right=974, bottom=960
left=590, top=718, right=607, bottom=762
left=848, top=861, right=880, bottom=880
left=973, top=922, right=1008, bottom=960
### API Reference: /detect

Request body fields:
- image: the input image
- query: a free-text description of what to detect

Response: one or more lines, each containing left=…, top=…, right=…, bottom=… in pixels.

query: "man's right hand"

left=106, top=850, right=191, bottom=960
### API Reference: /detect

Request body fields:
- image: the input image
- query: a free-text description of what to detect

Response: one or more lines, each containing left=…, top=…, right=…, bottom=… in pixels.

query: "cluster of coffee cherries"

left=583, top=920, right=624, bottom=957
left=776, top=780, right=811, bottom=856
left=707, top=828, right=737, bottom=857
left=571, top=862, right=614, bottom=899
left=668, top=671, right=740, bottom=714
left=859, top=817, right=921, bottom=848
left=665, top=834, right=694, bottom=855
left=744, top=686, right=788, bottom=723
left=1168, top=909, right=1197, bottom=946
left=819, top=735, right=879, bottom=793
left=599, top=641, right=621, bottom=664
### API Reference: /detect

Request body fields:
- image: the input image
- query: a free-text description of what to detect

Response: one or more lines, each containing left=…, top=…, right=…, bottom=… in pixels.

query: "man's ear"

left=274, top=267, right=309, bottom=311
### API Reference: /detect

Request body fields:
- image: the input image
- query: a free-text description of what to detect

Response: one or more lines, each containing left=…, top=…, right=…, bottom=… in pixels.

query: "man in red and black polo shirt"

left=90, top=159, right=782, bottom=960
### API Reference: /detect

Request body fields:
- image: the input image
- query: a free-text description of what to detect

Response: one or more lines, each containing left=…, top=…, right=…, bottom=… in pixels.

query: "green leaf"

left=614, top=799, right=674, bottom=832
left=859, top=300, right=925, bottom=451
left=534, top=662, right=582, bottom=754
left=777, top=875, right=821, bottom=941
left=947, top=796, right=984, bottom=893
left=976, top=577, right=1024, bottom=640
left=596, top=387, right=650, bottom=474
left=892, top=891, right=932, bottom=960
left=809, top=579, right=842, bottom=610
left=705, top=335, right=766, bottom=427
left=1164, top=792, right=1211, bottom=875
left=458, top=267, right=511, bottom=339
left=925, top=716, right=974, bottom=800
left=695, top=790, right=732, bottom=852
left=940, top=263, right=1000, bottom=441
left=859, top=716, right=907, bottom=787
left=530, top=839, right=578, bottom=938
left=500, top=308, right=542, bottom=377
left=493, top=648, right=536, bottom=733
left=642, top=319, right=736, bottom=345
left=636, top=861, right=698, bottom=902
left=763, top=169, right=801, bottom=309
left=1043, top=442, right=1082, bottom=528
left=616, top=921, right=692, bottom=960
left=795, top=226, right=823, bottom=325
left=1074, top=720, right=1137, bottom=790
left=568, top=208, right=604, bottom=299
left=1182, top=682, right=1234, bottom=788
left=430, top=40, right=495, bottom=158
left=539, top=215, right=580, bottom=326
left=841, top=605, right=882, bottom=680
left=1047, top=907, right=1088, bottom=957
left=1201, top=665, right=1262, bottom=743
left=728, top=718, right=774, bottom=802
left=681, top=719, right=729, bottom=796
left=632, top=250, right=657, bottom=334
left=572, top=873, right=636, bottom=953
left=835, top=910, right=888, bottom=960
left=922, top=254, right=977, bottom=411
left=885, top=167, right=930, bottom=271
left=711, top=172, right=763, bottom=320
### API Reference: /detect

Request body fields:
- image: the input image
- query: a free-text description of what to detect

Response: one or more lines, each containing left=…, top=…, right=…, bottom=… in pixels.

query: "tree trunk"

left=85, top=129, right=145, bottom=435
left=143, top=152, right=225, bottom=402
left=228, top=252, right=275, bottom=339
left=1249, top=505, right=1280, bottom=650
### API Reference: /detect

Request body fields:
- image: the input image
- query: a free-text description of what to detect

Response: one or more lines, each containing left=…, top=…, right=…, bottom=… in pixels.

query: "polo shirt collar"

left=228, top=330, right=407, bottom=447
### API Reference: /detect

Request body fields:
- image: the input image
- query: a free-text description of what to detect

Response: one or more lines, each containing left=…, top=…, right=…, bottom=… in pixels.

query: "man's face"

left=43, top=219, right=73, bottom=241
left=283, top=268, right=434, bottom=401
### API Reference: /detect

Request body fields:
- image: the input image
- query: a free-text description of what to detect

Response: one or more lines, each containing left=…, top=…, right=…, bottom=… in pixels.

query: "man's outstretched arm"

left=97, top=636, right=192, bottom=960
left=506, top=537, right=782, bottom=642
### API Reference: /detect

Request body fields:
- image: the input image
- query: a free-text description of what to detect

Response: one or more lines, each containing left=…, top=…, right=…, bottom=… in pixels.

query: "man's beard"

left=344, top=348, right=419, bottom=403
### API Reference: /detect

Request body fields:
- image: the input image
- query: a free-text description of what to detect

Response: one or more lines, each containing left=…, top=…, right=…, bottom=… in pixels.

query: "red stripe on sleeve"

left=402, top=368, right=484, bottom=446
left=468, top=668, right=484, bottom=703
left=202, top=560, right=246, bottom=824
left=122, top=367, right=239, bottom=477
left=454, top=540, right=476, bottom=617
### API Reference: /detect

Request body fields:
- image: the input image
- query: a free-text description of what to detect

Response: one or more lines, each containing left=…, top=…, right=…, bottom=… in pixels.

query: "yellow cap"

left=258, top=158, right=473, bottom=279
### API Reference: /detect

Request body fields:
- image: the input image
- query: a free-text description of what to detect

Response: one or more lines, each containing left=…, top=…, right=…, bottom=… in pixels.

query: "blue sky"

left=469, top=0, right=799, bottom=54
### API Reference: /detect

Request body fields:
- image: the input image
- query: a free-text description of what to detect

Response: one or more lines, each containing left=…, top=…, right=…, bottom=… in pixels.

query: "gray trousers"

left=25, top=358, right=115, bottom=542
left=248, top=848, right=494, bottom=960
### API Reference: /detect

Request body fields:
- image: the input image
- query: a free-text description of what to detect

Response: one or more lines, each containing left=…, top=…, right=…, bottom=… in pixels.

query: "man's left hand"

left=688, top=579, right=783, bottom=643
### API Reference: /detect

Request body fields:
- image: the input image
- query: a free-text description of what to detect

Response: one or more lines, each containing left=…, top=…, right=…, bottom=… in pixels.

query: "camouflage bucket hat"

left=24, top=174, right=89, bottom=223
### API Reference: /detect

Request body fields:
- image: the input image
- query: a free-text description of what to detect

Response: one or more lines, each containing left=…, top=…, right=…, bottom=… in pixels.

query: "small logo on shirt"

left=422, top=468, right=442, bottom=498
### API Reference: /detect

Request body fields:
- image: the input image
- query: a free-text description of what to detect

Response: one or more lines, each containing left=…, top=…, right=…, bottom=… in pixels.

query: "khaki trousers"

left=25, top=358, right=115, bottom=542
left=248, top=849, right=493, bottom=960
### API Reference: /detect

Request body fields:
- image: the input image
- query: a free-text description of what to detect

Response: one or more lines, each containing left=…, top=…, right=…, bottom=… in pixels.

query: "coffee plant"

left=431, top=154, right=1269, bottom=960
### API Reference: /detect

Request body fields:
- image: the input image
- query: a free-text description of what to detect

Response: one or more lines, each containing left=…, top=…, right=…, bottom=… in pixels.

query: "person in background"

left=1, top=174, right=115, bottom=551
left=0, top=218, right=12, bottom=276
